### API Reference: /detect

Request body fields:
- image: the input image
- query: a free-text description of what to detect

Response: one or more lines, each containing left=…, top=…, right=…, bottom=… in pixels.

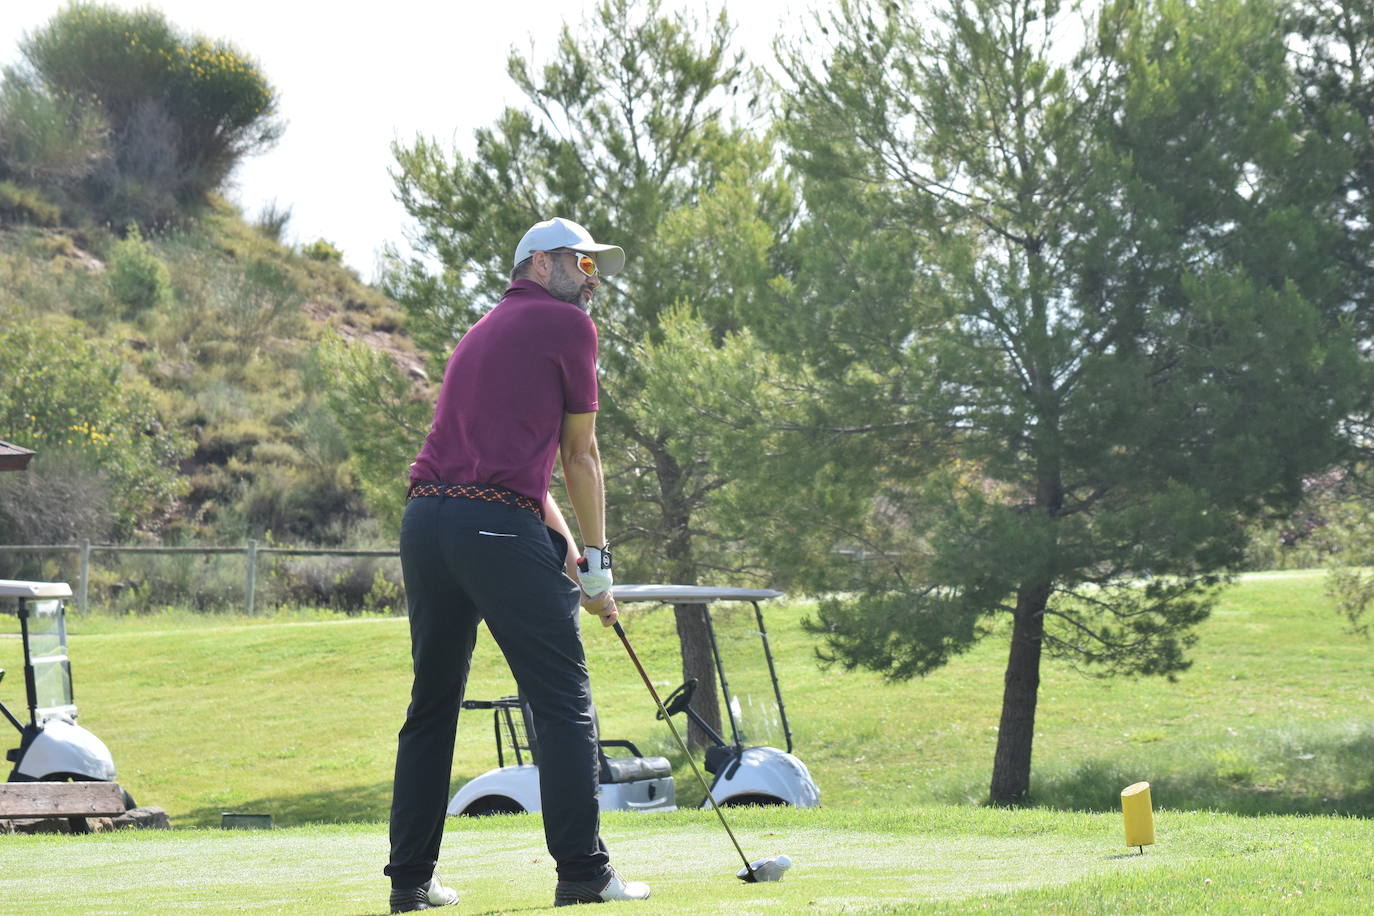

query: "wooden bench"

left=0, top=782, right=127, bottom=833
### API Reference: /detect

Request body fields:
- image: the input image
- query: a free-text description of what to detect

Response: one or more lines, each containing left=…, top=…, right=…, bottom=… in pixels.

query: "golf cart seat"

left=504, top=694, right=671, bottom=786
left=597, top=741, right=672, bottom=784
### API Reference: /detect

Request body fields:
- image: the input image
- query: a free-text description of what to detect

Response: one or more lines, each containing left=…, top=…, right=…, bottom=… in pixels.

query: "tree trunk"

left=654, top=442, right=724, bottom=750
left=672, top=602, right=723, bottom=749
left=990, top=284, right=1060, bottom=804
left=989, top=583, right=1048, bottom=805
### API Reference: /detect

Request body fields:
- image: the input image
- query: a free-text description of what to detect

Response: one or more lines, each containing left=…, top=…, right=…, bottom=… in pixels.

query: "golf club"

left=611, top=618, right=791, bottom=883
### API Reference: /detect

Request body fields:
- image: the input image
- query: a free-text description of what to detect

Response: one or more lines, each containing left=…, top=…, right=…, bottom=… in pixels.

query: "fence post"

left=245, top=539, right=258, bottom=615
left=79, top=540, right=91, bottom=614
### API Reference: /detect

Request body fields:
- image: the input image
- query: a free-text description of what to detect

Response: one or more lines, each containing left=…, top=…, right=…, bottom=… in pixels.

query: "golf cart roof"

left=0, top=580, right=73, bottom=599
left=613, top=585, right=783, bottom=604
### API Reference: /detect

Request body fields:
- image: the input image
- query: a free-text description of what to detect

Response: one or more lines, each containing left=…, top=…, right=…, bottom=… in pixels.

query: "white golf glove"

left=576, top=545, right=613, bottom=598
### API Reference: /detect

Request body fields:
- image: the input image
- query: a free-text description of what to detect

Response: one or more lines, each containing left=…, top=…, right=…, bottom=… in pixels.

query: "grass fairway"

left=1, top=570, right=1371, bottom=912
left=0, top=571, right=1370, bottom=911
left=1, top=570, right=1366, bottom=825
left=1, top=805, right=1369, bottom=913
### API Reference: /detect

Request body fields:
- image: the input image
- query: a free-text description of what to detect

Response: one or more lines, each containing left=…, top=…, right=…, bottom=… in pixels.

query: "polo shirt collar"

left=505, top=279, right=549, bottom=299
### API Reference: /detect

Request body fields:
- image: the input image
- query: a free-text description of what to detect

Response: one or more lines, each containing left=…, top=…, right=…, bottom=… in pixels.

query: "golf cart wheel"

left=657, top=679, right=698, bottom=720
left=460, top=795, right=525, bottom=817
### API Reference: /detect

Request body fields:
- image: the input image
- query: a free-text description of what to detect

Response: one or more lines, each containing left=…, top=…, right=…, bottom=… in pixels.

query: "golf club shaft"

left=612, top=620, right=756, bottom=878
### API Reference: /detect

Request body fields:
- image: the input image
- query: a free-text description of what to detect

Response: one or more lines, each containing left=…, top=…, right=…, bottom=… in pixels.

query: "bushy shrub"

left=0, top=313, right=189, bottom=535
left=0, top=180, right=61, bottom=226
left=0, top=450, right=119, bottom=548
left=90, top=98, right=185, bottom=227
left=163, top=35, right=281, bottom=190
left=365, top=567, right=405, bottom=613
left=221, top=461, right=364, bottom=545
left=311, top=334, right=431, bottom=531
left=15, top=3, right=282, bottom=218
left=77, top=550, right=403, bottom=615
left=108, top=222, right=173, bottom=313
left=270, top=554, right=402, bottom=613
left=302, top=238, right=343, bottom=264
left=24, top=231, right=78, bottom=260
left=0, top=71, right=108, bottom=187
left=211, top=257, right=306, bottom=356
left=253, top=199, right=291, bottom=241
left=96, top=550, right=246, bottom=613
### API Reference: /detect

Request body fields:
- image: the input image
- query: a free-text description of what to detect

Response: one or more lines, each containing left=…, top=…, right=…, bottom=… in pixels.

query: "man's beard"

left=547, top=265, right=591, bottom=311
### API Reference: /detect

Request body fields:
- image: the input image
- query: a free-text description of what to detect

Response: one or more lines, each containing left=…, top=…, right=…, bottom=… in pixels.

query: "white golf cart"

left=1, top=580, right=121, bottom=788
left=446, top=693, right=677, bottom=816
left=446, top=585, right=818, bottom=817
left=616, top=586, right=820, bottom=809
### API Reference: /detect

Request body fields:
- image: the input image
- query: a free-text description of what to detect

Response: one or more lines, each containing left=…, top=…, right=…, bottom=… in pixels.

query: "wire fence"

left=0, top=541, right=402, bottom=615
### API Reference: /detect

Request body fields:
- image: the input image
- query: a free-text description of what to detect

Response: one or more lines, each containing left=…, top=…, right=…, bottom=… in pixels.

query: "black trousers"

left=385, top=494, right=610, bottom=889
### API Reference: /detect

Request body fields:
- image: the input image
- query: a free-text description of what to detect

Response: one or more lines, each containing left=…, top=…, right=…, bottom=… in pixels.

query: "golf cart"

left=446, top=585, right=818, bottom=817
left=1, top=579, right=120, bottom=787
left=616, top=586, right=820, bottom=809
left=447, top=692, right=676, bottom=816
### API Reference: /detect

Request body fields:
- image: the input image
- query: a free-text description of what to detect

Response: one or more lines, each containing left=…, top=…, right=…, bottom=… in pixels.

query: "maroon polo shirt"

left=408, top=280, right=599, bottom=506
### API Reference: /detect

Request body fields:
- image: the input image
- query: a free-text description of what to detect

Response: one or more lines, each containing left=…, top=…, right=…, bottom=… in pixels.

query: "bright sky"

left=0, top=1, right=806, bottom=280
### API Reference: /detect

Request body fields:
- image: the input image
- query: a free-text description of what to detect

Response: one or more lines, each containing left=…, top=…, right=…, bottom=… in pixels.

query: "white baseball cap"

left=513, top=217, right=626, bottom=276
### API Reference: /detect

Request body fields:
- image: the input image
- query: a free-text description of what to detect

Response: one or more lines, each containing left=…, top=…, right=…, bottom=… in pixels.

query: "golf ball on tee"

left=775, top=855, right=792, bottom=870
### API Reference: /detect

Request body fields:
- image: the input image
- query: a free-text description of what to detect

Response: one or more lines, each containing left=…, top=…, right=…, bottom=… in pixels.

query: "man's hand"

left=580, top=589, right=619, bottom=627
left=577, top=546, right=613, bottom=598
left=577, top=546, right=616, bottom=627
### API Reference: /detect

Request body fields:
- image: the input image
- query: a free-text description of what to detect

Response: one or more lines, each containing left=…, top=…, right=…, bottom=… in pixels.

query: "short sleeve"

left=560, top=312, right=599, bottom=414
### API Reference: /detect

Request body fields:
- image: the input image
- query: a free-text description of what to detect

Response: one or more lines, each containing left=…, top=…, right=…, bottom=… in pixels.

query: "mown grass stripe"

left=1, top=807, right=1369, bottom=913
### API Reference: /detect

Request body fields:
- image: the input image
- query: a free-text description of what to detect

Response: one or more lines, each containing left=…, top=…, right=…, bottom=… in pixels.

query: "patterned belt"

left=407, top=481, right=541, bottom=516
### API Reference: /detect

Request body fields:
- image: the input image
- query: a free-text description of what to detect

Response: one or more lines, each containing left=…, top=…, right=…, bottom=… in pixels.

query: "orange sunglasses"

left=553, top=249, right=598, bottom=277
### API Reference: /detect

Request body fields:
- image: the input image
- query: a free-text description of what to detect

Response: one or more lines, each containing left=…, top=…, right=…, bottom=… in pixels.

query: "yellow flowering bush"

left=15, top=3, right=281, bottom=219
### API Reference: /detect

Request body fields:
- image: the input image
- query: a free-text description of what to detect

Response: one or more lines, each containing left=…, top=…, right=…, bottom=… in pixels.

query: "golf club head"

left=737, top=855, right=791, bottom=883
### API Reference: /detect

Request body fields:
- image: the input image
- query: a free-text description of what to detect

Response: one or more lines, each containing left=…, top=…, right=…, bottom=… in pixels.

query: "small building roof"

left=0, top=438, right=36, bottom=472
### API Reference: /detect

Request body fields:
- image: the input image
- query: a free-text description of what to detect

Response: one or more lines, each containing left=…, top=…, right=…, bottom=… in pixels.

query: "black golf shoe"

left=389, top=875, right=459, bottom=912
left=554, top=866, right=651, bottom=906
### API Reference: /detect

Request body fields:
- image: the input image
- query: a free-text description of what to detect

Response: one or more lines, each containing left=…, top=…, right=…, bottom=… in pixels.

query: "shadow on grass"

left=352, top=908, right=547, bottom=916
left=181, top=779, right=394, bottom=828
left=1021, top=724, right=1374, bottom=818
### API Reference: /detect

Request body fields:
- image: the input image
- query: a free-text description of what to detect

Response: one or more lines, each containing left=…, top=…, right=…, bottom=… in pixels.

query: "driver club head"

left=737, top=855, right=791, bottom=883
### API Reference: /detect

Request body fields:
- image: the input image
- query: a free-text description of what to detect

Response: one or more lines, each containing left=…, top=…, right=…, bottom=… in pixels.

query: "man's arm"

left=560, top=411, right=617, bottom=624
left=560, top=412, right=606, bottom=547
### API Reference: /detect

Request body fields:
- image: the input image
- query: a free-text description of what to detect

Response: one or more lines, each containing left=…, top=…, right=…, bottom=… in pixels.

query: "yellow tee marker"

left=1121, top=781, right=1155, bottom=853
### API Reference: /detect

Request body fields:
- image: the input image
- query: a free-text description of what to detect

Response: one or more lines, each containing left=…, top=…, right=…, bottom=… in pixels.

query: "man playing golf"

left=385, top=217, right=650, bottom=911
